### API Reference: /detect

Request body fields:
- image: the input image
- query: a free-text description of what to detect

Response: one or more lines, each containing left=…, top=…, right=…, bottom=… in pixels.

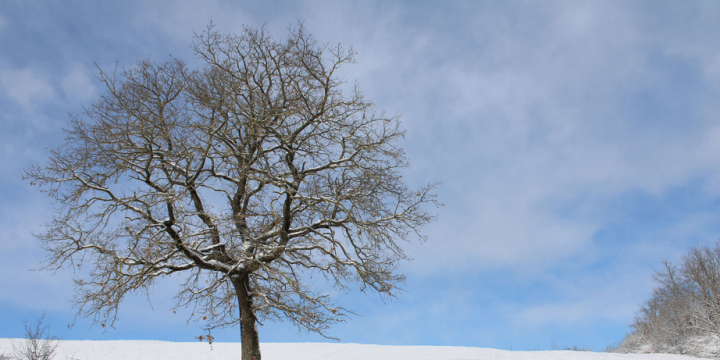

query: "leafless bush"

left=549, top=342, right=592, bottom=352
left=11, top=314, right=60, bottom=360
left=561, top=345, right=592, bottom=352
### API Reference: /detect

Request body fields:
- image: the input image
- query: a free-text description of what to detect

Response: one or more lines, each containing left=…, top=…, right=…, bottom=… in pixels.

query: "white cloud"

left=650, top=2, right=720, bottom=87
left=364, top=2, right=644, bottom=270
left=322, top=1, right=720, bottom=275
left=0, top=68, right=55, bottom=112
left=61, top=64, right=96, bottom=103
left=133, top=0, right=254, bottom=49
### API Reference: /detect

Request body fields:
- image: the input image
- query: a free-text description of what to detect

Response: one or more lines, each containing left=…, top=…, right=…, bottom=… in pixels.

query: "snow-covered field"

left=0, top=339, right=704, bottom=360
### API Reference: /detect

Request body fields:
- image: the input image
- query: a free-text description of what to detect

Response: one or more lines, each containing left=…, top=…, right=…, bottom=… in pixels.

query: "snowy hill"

left=0, top=339, right=703, bottom=360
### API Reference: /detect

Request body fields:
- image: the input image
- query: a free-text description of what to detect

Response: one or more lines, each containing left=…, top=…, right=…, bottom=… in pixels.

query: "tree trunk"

left=232, top=273, right=261, bottom=360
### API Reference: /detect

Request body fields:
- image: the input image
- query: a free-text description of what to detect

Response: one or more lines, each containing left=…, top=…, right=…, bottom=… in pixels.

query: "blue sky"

left=3, top=0, right=720, bottom=351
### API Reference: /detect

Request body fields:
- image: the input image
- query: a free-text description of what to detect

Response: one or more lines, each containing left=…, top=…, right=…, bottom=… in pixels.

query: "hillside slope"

left=0, top=339, right=704, bottom=360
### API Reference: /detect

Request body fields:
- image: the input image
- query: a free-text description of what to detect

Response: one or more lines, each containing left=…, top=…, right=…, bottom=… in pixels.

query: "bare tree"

left=682, top=246, right=720, bottom=334
left=631, top=261, right=695, bottom=352
left=24, top=24, right=439, bottom=360
left=619, top=242, right=720, bottom=357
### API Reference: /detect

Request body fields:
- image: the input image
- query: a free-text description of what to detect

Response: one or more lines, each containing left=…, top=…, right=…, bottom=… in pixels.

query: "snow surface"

left=0, top=339, right=704, bottom=360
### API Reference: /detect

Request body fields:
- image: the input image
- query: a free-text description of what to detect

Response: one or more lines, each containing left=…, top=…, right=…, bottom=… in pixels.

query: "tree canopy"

left=25, top=24, right=439, bottom=360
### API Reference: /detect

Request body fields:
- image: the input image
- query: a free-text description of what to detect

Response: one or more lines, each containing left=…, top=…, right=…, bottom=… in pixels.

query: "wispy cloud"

left=317, top=1, right=720, bottom=275
left=0, top=68, right=55, bottom=112
left=61, top=64, right=96, bottom=103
